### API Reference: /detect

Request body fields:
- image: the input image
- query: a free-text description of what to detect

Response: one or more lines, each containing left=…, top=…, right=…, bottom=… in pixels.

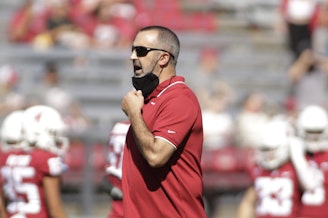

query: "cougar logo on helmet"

left=22, top=105, right=69, bottom=156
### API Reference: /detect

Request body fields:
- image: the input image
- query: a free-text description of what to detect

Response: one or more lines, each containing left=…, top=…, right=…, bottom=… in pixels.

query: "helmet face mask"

left=37, top=127, right=69, bottom=156
left=304, top=130, right=326, bottom=152
left=256, top=120, right=290, bottom=170
left=256, top=144, right=289, bottom=170
left=297, top=105, right=328, bottom=152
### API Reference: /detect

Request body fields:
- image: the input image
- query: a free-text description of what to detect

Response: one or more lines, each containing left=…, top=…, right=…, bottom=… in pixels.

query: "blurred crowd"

left=7, top=0, right=217, bottom=50
left=191, top=0, right=328, bottom=151
left=0, top=60, right=91, bottom=136
left=8, top=0, right=139, bottom=50
left=191, top=45, right=328, bottom=152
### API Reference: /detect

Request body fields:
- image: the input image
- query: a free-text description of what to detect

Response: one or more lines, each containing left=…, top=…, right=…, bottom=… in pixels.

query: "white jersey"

left=106, top=121, right=130, bottom=179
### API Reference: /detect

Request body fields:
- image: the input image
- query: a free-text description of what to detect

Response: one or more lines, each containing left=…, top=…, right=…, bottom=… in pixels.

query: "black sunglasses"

left=132, top=46, right=175, bottom=59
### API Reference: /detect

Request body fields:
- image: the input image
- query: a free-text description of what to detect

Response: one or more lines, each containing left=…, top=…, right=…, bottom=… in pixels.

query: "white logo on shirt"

left=167, top=130, right=176, bottom=134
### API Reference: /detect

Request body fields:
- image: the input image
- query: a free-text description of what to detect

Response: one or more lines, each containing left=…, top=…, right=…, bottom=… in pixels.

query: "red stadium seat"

left=201, top=146, right=253, bottom=193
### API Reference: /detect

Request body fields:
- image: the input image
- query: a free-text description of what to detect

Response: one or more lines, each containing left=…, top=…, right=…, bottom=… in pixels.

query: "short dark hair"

left=140, top=26, right=180, bottom=65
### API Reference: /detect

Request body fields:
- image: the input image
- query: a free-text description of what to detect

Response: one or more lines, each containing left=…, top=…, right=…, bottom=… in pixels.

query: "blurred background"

left=0, top=0, right=326, bottom=217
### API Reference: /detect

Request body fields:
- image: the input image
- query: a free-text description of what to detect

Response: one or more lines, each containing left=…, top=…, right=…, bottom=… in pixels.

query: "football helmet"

left=256, top=120, right=290, bottom=170
left=0, top=110, right=27, bottom=151
left=22, top=105, right=69, bottom=156
left=297, top=105, right=328, bottom=153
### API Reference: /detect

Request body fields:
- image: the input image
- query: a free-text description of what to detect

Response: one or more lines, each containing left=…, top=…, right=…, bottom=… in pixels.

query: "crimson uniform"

left=248, top=162, right=302, bottom=218
left=122, top=76, right=205, bottom=218
left=299, top=151, right=328, bottom=218
left=0, top=148, right=64, bottom=218
left=106, top=121, right=130, bottom=218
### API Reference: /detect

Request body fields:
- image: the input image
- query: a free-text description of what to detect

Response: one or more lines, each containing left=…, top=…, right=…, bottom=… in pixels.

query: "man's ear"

left=159, top=54, right=170, bottom=67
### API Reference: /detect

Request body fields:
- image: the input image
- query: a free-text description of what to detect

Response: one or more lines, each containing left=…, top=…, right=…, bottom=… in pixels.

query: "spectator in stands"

left=87, top=0, right=137, bottom=49
left=8, top=0, right=49, bottom=44
left=69, top=0, right=102, bottom=33
left=189, top=48, right=235, bottom=150
left=234, top=92, right=270, bottom=149
left=189, top=48, right=234, bottom=109
left=202, top=85, right=235, bottom=150
left=279, top=0, right=320, bottom=60
left=0, top=64, right=27, bottom=120
left=287, top=48, right=328, bottom=112
left=312, top=0, right=328, bottom=55
left=33, top=0, right=90, bottom=50
left=30, top=61, right=90, bottom=134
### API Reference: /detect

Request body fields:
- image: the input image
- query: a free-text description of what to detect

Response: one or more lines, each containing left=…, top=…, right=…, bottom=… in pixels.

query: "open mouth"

left=134, top=65, right=142, bottom=75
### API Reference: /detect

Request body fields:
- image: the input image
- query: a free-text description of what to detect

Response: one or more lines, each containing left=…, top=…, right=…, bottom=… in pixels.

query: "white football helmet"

left=22, top=105, right=69, bottom=156
left=0, top=110, right=27, bottom=151
left=256, top=120, right=290, bottom=170
left=297, top=105, right=328, bottom=153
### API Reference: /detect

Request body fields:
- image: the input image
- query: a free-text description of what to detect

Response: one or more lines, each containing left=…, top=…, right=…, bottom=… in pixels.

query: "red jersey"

left=0, top=148, right=64, bottom=218
left=299, top=151, right=328, bottom=218
left=122, top=76, right=205, bottom=218
left=249, top=162, right=302, bottom=218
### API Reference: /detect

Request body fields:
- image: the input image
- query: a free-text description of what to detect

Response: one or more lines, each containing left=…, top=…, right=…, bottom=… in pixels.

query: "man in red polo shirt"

left=121, top=25, right=206, bottom=218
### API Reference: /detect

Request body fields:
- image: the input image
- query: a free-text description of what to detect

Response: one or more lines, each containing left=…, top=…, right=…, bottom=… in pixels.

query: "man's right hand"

left=122, top=90, right=144, bottom=118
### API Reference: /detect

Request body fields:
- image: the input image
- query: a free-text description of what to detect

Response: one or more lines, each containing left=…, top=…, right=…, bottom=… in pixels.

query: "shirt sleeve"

left=47, top=156, right=64, bottom=176
left=152, top=94, right=199, bottom=149
left=38, top=151, right=64, bottom=176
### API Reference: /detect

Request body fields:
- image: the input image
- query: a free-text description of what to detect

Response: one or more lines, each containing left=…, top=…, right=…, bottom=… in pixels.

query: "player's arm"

left=122, top=90, right=175, bottom=167
left=289, top=137, right=323, bottom=191
left=0, top=185, right=6, bottom=218
left=236, top=186, right=256, bottom=218
left=287, top=49, right=314, bottom=82
left=44, top=176, right=67, bottom=218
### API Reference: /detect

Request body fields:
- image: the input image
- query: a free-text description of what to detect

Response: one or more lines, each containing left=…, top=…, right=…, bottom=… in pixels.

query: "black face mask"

left=132, top=73, right=159, bottom=98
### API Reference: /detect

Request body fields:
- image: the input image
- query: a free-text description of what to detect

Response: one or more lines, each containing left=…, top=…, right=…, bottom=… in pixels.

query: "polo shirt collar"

left=145, top=76, right=185, bottom=102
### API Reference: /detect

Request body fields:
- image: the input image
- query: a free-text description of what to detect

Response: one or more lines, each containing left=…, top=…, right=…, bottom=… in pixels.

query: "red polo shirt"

left=122, top=76, right=205, bottom=218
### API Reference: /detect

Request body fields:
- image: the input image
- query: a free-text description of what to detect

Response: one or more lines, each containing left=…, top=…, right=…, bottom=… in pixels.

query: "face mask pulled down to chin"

left=132, top=73, right=159, bottom=98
